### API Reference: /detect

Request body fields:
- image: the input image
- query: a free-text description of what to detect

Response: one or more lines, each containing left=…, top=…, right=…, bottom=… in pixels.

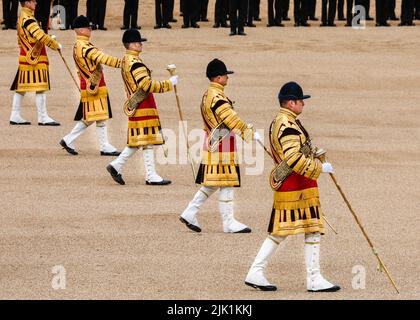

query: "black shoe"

left=308, top=285, right=341, bottom=292
left=338, top=17, right=346, bottom=21
left=245, top=281, right=277, bottom=291
left=389, top=16, right=399, bottom=21
left=366, top=16, right=374, bottom=21
left=398, top=22, right=407, bottom=26
left=213, top=23, right=220, bottom=28
left=309, top=17, right=318, bottom=21
left=238, top=31, right=247, bottom=35
left=132, top=25, right=141, bottom=30
left=91, top=24, right=98, bottom=30
left=229, top=31, right=236, bottom=35
left=181, top=24, right=189, bottom=28
left=301, top=22, right=310, bottom=27
left=106, top=164, right=125, bottom=185
left=254, top=17, right=262, bottom=21
left=98, top=26, right=107, bottom=30
left=327, top=23, right=337, bottom=27
left=233, top=227, right=251, bottom=233
left=179, top=217, right=201, bottom=233
left=10, top=120, right=31, bottom=125
left=100, top=151, right=121, bottom=156
left=283, top=17, right=291, bottom=21
left=220, top=22, right=229, bottom=28
left=201, top=18, right=209, bottom=22
left=274, top=22, right=284, bottom=27
left=162, top=24, right=172, bottom=29
left=191, top=23, right=200, bottom=28
left=170, top=18, right=178, bottom=23
left=59, top=139, right=78, bottom=155
left=246, top=23, right=256, bottom=27
left=146, top=179, right=171, bottom=185
left=345, top=23, right=352, bottom=27
left=38, top=121, right=60, bottom=126
left=320, top=23, right=328, bottom=27
left=154, top=24, right=162, bottom=29
left=407, top=21, right=416, bottom=26
left=2, top=26, right=8, bottom=30
left=294, top=22, right=301, bottom=27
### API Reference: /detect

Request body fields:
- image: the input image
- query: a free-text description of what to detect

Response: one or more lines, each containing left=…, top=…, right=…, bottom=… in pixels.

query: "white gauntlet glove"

left=253, top=131, right=262, bottom=142
left=169, top=75, right=178, bottom=86
left=322, top=162, right=334, bottom=173
left=58, top=43, right=63, bottom=50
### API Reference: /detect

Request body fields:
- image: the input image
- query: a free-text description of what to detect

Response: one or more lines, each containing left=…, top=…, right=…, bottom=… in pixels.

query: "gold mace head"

left=166, top=64, right=177, bottom=75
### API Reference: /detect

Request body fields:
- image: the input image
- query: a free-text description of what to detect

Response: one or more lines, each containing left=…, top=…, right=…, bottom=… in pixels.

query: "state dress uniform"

left=59, top=16, right=121, bottom=156
left=10, top=2, right=61, bottom=126
left=245, top=82, right=340, bottom=292
left=179, top=59, right=254, bottom=234
left=107, top=29, right=177, bottom=186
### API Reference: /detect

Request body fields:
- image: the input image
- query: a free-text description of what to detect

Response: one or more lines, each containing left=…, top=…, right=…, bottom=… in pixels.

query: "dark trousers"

left=337, top=0, right=345, bottom=18
left=229, top=0, right=247, bottom=32
left=321, top=0, right=337, bottom=24
left=198, top=0, right=209, bottom=20
left=3, top=0, right=18, bottom=28
left=182, top=0, right=198, bottom=26
left=35, top=0, right=52, bottom=33
left=155, top=0, right=170, bottom=25
left=268, top=0, right=282, bottom=24
left=308, top=0, right=317, bottom=18
left=387, top=0, right=396, bottom=18
left=87, top=0, right=107, bottom=27
left=282, top=0, right=290, bottom=18
left=376, top=0, right=388, bottom=24
left=123, top=0, right=139, bottom=27
left=247, top=0, right=255, bottom=23
left=169, top=0, right=174, bottom=20
left=61, top=0, right=79, bottom=29
left=416, top=0, right=420, bottom=17
left=294, top=0, right=309, bottom=24
left=400, top=0, right=414, bottom=23
left=214, top=0, right=229, bottom=24
left=346, top=0, right=355, bottom=25
left=253, top=0, right=261, bottom=18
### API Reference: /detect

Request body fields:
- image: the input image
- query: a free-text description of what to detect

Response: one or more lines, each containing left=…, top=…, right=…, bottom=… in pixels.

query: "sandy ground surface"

left=0, top=1, right=419, bottom=300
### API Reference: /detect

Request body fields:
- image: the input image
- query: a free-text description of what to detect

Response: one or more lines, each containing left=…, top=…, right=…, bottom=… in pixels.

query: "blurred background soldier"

left=122, top=0, right=140, bottom=30
left=168, top=0, right=177, bottom=22
left=213, top=0, right=229, bottom=28
left=282, top=0, right=291, bottom=20
left=399, top=0, right=415, bottom=25
left=181, top=0, right=199, bottom=28
left=267, top=0, right=284, bottom=27
left=415, top=0, right=420, bottom=19
left=155, top=0, right=172, bottom=28
left=34, top=0, right=52, bottom=32
left=2, top=0, right=19, bottom=30
left=246, top=0, right=256, bottom=27
left=387, top=0, right=399, bottom=20
left=179, top=59, right=255, bottom=234
left=198, top=0, right=209, bottom=21
left=337, top=0, right=345, bottom=20
left=320, top=0, right=337, bottom=26
left=229, top=0, right=247, bottom=35
left=86, top=0, right=108, bottom=30
left=294, top=0, right=310, bottom=26
left=376, top=0, right=390, bottom=26
left=10, top=0, right=62, bottom=126
left=60, top=16, right=121, bottom=156
left=307, top=0, right=318, bottom=20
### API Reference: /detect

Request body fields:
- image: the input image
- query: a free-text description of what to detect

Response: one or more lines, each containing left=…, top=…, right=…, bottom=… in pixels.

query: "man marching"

left=59, top=15, right=121, bottom=156
left=245, top=82, right=340, bottom=292
left=106, top=29, right=177, bottom=185
left=10, top=0, right=62, bottom=126
left=179, top=58, right=256, bottom=234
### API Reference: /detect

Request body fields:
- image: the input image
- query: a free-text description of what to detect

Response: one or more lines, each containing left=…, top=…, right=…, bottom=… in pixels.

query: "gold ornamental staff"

left=319, top=153, right=399, bottom=294
left=166, top=64, right=196, bottom=181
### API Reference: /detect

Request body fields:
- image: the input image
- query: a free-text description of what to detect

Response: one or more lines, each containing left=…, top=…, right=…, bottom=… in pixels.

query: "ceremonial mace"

left=318, top=152, right=399, bottom=294
left=166, top=64, right=196, bottom=182
left=255, top=139, right=338, bottom=235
